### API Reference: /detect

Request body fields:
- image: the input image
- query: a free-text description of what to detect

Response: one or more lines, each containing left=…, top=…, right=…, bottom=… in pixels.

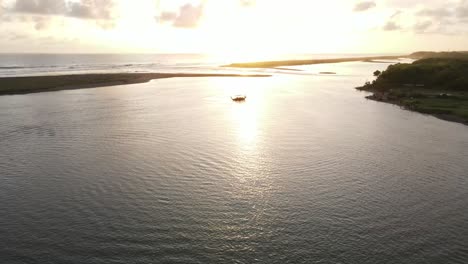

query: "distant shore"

left=356, top=56, right=468, bottom=126
left=223, top=55, right=407, bottom=68
left=0, top=73, right=270, bottom=96
left=357, top=87, right=468, bottom=125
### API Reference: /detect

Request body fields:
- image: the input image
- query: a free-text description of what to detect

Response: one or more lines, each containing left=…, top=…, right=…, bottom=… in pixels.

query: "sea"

left=0, top=53, right=411, bottom=77
left=0, top=54, right=467, bottom=264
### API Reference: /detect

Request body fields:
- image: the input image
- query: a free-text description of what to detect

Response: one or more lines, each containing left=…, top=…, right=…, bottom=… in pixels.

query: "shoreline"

left=223, top=55, right=407, bottom=68
left=0, top=73, right=270, bottom=96
left=354, top=55, right=468, bottom=126
left=357, top=87, right=468, bottom=126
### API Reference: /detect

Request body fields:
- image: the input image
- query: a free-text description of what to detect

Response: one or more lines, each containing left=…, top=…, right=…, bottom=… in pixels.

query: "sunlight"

left=190, top=0, right=357, bottom=56
left=224, top=78, right=269, bottom=146
left=70, top=0, right=375, bottom=54
left=2, top=0, right=468, bottom=263
left=230, top=102, right=259, bottom=144
left=209, top=77, right=269, bottom=146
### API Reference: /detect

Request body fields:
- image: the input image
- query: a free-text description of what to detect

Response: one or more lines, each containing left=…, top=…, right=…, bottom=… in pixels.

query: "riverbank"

left=356, top=57, right=468, bottom=125
left=223, top=55, right=407, bottom=68
left=0, top=73, right=270, bottom=96
left=357, top=87, right=468, bottom=125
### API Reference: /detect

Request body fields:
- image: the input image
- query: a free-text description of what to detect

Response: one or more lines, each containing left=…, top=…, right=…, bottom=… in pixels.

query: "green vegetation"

left=369, top=58, right=468, bottom=90
left=409, top=51, right=468, bottom=60
left=357, top=57, right=468, bottom=125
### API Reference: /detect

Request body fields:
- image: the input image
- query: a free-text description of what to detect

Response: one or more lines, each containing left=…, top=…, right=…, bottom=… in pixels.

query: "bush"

left=373, top=58, right=468, bottom=91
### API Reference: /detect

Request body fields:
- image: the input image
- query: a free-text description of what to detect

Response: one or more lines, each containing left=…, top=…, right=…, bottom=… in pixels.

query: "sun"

left=190, top=1, right=288, bottom=59
left=97, top=0, right=360, bottom=54
left=182, top=0, right=356, bottom=57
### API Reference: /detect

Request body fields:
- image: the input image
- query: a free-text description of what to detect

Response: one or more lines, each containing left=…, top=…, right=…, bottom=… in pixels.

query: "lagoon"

left=1, top=61, right=467, bottom=263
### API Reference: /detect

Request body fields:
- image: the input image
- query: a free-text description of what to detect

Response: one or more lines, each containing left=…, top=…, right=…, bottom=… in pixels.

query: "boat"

left=231, top=95, right=247, bottom=102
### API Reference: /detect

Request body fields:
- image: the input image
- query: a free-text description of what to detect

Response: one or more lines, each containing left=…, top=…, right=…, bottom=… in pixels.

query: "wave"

left=0, top=65, right=60, bottom=70
left=0, top=66, right=29, bottom=69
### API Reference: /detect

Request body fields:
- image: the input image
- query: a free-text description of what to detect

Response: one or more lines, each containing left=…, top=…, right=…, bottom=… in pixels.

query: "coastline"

left=354, top=55, right=468, bottom=126
left=223, top=55, right=407, bottom=68
left=357, top=87, right=468, bottom=126
left=0, top=55, right=413, bottom=95
left=0, top=73, right=270, bottom=96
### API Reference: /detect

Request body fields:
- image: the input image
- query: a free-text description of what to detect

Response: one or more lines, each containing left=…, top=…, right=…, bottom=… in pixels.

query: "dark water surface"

left=1, top=64, right=468, bottom=263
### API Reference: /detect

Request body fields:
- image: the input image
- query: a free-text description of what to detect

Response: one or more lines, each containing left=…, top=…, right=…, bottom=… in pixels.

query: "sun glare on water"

left=210, top=77, right=270, bottom=146
left=230, top=99, right=260, bottom=145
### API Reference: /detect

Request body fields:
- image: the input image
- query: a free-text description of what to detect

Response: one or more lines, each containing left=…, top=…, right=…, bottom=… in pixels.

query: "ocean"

left=0, top=53, right=408, bottom=77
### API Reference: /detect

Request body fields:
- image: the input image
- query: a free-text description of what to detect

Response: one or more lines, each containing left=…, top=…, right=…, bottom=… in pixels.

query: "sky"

left=0, top=0, right=468, bottom=54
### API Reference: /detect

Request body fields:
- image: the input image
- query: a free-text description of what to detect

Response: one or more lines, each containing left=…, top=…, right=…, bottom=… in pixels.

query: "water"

left=0, top=54, right=219, bottom=77
left=0, top=58, right=468, bottom=263
left=0, top=53, right=407, bottom=77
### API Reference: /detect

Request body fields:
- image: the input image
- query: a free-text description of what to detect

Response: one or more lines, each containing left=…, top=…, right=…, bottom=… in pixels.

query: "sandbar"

left=0, top=73, right=270, bottom=96
left=223, top=55, right=407, bottom=68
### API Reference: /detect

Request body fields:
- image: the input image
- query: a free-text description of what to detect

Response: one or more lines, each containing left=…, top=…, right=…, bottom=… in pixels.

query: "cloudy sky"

left=0, top=0, right=468, bottom=54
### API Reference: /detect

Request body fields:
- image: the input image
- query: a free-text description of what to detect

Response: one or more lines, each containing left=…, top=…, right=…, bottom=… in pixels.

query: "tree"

left=373, top=70, right=381, bottom=77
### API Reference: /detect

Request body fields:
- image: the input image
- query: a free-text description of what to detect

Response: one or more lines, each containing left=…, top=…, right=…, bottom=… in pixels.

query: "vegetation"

left=357, top=56, right=468, bottom=125
left=409, top=51, right=468, bottom=60
left=367, top=58, right=468, bottom=90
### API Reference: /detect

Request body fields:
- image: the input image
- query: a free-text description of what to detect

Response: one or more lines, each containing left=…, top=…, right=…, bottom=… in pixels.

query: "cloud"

left=68, top=0, right=114, bottom=19
left=413, top=20, right=432, bottom=32
left=390, top=10, right=402, bottom=18
left=8, top=32, right=29, bottom=41
left=12, top=0, right=115, bottom=20
left=2, top=0, right=117, bottom=31
left=0, top=0, right=6, bottom=14
left=14, top=0, right=66, bottom=15
left=414, top=1, right=468, bottom=20
left=381, top=10, right=403, bottom=31
left=159, top=11, right=176, bottom=22
left=240, top=0, right=255, bottom=7
left=33, top=15, right=50, bottom=30
left=353, top=1, right=376, bottom=12
left=2, top=13, right=57, bottom=31
left=417, top=8, right=452, bottom=18
left=383, top=21, right=401, bottom=31
left=411, top=1, right=468, bottom=35
left=173, top=3, right=203, bottom=28
left=457, top=1, right=468, bottom=18
left=158, top=3, right=203, bottom=28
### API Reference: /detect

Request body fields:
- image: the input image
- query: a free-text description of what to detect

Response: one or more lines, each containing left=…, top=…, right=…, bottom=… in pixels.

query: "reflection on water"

left=230, top=95, right=263, bottom=146
left=231, top=102, right=258, bottom=144
left=1, top=63, right=468, bottom=264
